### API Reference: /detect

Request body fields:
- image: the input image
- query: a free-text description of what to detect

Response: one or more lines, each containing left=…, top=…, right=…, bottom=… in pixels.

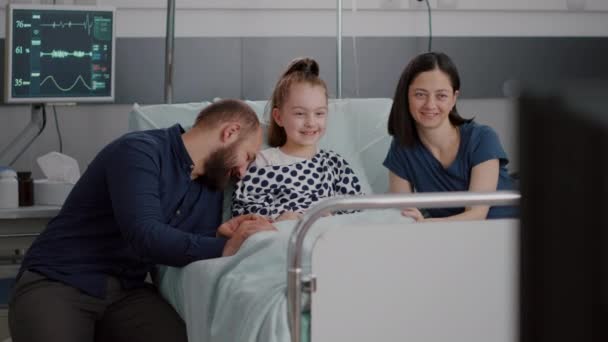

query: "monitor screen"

left=4, top=4, right=115, bottom=103
left=518, top=82, right=608, bottom=342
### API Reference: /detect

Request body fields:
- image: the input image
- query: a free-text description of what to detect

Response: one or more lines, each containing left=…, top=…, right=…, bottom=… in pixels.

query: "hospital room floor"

left=0, top=311, right=8, bottom=341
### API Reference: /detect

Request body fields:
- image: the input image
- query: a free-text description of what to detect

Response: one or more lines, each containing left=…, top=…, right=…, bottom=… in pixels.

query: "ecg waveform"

left=40, top=50, right=93, bottom=58
left=39, top=14, right=95, bottom=36
left=40, top=75, right=94, bottom=92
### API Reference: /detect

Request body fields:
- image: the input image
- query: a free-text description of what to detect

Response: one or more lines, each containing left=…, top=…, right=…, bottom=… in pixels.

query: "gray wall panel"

left=115, top=38, right=165, bottom=104
left=434, top=37, right=608, bottom=98
left=241, top=37, right=337, bottom=101
left=240, top=37, right=428, bottom=100
left=173, top=37, right=242, bottom=103
left=2, top=37, right=608, bottom=105
left=340, top=37, right=427, bottom=98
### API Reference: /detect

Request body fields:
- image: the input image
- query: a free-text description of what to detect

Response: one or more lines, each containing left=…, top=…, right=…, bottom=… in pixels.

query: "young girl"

left=384, top=52, right=517, bottom=221
left=232, top=57, right=364, bottom=221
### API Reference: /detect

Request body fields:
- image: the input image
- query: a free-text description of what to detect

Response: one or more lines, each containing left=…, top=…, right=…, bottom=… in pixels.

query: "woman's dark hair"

left=387, top=52, right=472, bottom=147
left=267, top=57, right=328, bottom=147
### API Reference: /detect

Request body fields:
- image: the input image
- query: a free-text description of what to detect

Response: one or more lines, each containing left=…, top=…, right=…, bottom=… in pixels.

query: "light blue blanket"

left=157, top=209, right=411, bottom=342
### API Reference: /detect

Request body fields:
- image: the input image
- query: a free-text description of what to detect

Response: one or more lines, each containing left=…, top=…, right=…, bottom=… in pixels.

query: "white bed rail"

left=287, top=191, right=521, bottom=342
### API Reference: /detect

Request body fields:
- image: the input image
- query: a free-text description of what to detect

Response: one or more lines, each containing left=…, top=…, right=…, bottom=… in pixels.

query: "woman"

left=384, top=52, right=516, bottom=221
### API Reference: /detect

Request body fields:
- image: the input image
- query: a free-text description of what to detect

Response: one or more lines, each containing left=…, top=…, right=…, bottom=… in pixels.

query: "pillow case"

left=342, top=98, right=393, bottom=194
left=129, top=102, right=211, bottom=131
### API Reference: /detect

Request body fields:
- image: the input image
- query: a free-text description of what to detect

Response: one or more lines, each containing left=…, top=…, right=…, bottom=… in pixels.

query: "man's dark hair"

left=194, top=99, right=260, bottom=135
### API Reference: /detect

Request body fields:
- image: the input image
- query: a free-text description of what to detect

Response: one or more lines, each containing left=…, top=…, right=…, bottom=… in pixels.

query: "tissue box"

left=34, top=180, right=74, bottom=206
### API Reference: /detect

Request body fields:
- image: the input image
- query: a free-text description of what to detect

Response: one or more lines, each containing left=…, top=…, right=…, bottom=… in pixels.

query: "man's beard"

left=198, top=143, right=240, bottom=191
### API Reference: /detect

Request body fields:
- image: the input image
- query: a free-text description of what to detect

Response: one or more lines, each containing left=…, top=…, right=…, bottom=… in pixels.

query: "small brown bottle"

left=17, top=171, right=34, bottom=206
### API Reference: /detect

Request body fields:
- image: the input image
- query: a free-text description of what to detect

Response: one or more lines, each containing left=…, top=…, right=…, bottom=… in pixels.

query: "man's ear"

left=271, top=108, right=283, bottom=127
left=220, top=122, right=241, bottom=144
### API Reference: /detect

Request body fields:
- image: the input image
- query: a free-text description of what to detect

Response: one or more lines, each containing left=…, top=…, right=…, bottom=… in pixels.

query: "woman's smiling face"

left=408, top=68, right=459, bottom=130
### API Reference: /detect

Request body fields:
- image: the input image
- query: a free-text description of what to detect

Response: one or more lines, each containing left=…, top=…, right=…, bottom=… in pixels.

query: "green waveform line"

left=39, top=14, right=94, bottom=35
left=40, top=75, right=94, bottom=92
left=40, top=50, right=93, bottom=58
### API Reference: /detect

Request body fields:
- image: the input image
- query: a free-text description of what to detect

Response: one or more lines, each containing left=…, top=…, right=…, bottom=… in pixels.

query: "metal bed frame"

left=286, top=191, right=520, bottom=342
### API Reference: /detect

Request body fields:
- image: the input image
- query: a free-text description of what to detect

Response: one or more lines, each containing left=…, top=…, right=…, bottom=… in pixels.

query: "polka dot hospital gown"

left=232, top=149, right=364, bottom=220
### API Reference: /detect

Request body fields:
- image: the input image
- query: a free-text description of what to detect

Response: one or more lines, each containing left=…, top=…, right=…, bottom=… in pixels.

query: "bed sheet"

left=157, top=209, right=411, bottom=342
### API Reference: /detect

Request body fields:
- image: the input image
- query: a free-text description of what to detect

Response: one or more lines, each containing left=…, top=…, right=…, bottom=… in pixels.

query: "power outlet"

left=380, top=0, right=402, bottom=10
left=409, top=0, right=427, bottom=10
left=437, top=0, right=458, bottom=9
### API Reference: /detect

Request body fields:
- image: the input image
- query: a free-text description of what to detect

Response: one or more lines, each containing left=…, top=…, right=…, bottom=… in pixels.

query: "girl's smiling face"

left=272, top=82, right=328, bottom=149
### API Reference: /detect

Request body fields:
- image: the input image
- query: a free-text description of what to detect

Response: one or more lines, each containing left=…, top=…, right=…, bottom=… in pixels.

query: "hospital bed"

left=129, top=99, right=520, bottom=342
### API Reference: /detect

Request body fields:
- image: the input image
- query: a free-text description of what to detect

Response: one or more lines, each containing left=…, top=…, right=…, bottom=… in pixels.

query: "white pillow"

left=319, top=99, right=374, bottom=194
left=244, top=100, right=269, bottom=123
left=128, top=98, right=391, bottom=219
left=128, top=102, right=211, bottom=131
left=342, top=98, right=393, bottom=194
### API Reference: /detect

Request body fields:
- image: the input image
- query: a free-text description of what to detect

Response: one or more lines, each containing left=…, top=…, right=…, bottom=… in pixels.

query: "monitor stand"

left=0, top=104, right=46, bottom=166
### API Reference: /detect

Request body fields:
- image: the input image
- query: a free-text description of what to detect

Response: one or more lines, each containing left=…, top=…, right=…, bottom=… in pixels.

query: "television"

left=518, top=82, right=608, bottom=342
left=4, top=4, right=115, bottom=103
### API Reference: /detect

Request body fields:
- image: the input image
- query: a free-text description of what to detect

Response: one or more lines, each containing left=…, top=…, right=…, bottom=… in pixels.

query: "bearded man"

left=9, top=99, right=275, bottom=342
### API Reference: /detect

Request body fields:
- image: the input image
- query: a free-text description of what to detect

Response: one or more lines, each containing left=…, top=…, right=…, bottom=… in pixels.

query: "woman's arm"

left=389, top=171, right=428, bottom=221
left=389, top=160, right=500, bottom=222
left=425, top=159, right=500, bottom=222
left=388, top=170, right=413, bottom=193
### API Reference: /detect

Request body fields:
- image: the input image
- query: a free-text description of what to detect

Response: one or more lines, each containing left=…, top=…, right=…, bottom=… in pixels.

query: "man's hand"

left=217, top=214, right=268, bottom=238
left=222, top=217, right=277, bottom=257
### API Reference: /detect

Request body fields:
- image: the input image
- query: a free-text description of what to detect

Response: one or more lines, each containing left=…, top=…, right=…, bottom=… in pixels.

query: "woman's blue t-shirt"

left=383, top=121, right=517, bottom=219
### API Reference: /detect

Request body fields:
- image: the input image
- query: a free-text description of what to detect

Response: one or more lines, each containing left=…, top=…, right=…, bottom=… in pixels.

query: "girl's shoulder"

left=255, top=147, right=307, bottom=167
left=258, top=147, right=279, bottom=159
left=317, top=149, right=344, bottom=160
left=317, top=149, right=356, bottom=168
left=252, top=148, right=277, bottom=168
